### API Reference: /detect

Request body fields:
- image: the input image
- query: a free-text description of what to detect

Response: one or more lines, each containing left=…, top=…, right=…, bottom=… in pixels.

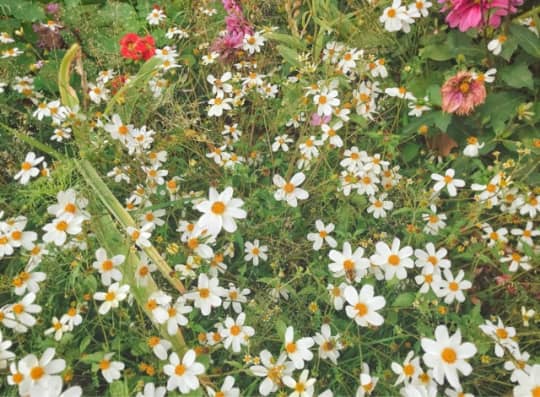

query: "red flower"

left=119, top=33, right=156, bottom=61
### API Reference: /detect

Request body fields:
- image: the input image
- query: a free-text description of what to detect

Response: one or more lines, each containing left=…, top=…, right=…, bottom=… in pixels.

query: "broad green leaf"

left=401, top=142, right=420, bottom=163
left=392, top=292, right=416, bottom=307
left=109, top=381, right=129, bottom=397
left=500, top=62, right=534, bottom=90
left=510, top=24, right=540, bottom=58
left=1, top=0, right=45, bottom=22
left=477, top=91, right=525, bottom=133
left=266, top=32, right=307, bottom=50
left=276, top=45, right=302, bottom=68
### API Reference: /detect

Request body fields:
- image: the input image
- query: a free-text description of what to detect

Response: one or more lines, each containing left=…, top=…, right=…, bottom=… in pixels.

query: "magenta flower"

left=441, top=71, right=486, bottom=116
left=439, top=0, right=523, bottom=32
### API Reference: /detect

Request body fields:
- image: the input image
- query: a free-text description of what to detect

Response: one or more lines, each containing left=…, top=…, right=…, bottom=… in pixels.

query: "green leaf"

left=499, top=34, right=518, bottom=61
left=392, top=292, right=416, bottom=307
left=510, top=24, right=540, bottom=58
left=477, top=92, right=524, bottom=133
left=1, top=0, right=45, bottom=22
left=500, top=62, right=534, bottom=90
left=401, top=142, right=420, bottom=163
left=276, top=45, right=302, bottom=68
left=109, top=381, right=129, bottom=397
left=432, top=111, right=452, bottom=132
left=266, top=32, right=307, bottom=51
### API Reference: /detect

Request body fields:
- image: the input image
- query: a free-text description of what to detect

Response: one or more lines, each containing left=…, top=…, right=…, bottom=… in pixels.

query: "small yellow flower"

left=309, top=302, right=319, bottom=313
left=438, top=306, right=447, bottom=315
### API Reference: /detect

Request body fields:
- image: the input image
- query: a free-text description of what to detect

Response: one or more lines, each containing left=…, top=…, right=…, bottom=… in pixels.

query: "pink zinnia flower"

left=441, top=71, right=486, bottom=116
left=440, top=0, right=523, bottom=32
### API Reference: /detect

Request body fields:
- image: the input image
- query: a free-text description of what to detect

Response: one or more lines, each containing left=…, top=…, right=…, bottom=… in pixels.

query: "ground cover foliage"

left=0, top=0, right=539, bottom=396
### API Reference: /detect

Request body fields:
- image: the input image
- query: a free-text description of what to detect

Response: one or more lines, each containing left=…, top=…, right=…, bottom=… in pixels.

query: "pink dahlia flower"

left=441, top=71, right=486, bottom=116
left=440, top=0, right=523, bottom=32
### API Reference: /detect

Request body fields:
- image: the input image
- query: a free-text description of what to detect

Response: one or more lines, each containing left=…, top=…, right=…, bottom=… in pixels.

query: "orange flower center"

left=118, top=125, right=128, bottom=135
left=21, top=162, right=32, bottom=171
left=139, top=266, right=149, bottom=276
left=199, top=288, right=210, bottom=298
left=444, top=175, right=453, bottom=184
left=230, top=325, right=241, bottom=336
left=355, top=302, right=368, bottom=316
left=496, top=328, right=508, bottom=339
left=318, top=95, right=327, bottom=105
left=319, top=230, right=328, bottom=238
left=12, top=372, right=23, bottom=384
left=449, top=281, right=459, bottom=291
left=388, top=254, right=400, bottom=266
left=12, top=303, right=24, bottom=314
left=343, top=259, right=355, bottom=271
left=56, top=220, right=68, bottom=231
left=387, top=8, right=397, bottom=17
left=105, top=292, right=116, bottom=301
left=30, top=366, right=44, bottom=380
left=286, top=342, right=297, bottom=353
left=459, top=82, right=470, bottom=94
left=403, top=363, right=415, bottom=376
left=102, top=260, right=114, bottom=271
left=441, top=347, right=457, bottom=364
left=211, top=201, right=226, bottom=214
left=283, top=182, right=295, bottom=194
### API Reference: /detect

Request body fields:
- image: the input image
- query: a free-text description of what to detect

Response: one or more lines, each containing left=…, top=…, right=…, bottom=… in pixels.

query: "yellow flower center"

left=199, top=288, right=210, bottom=298
left=230, top=325, right=241, bottom=336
